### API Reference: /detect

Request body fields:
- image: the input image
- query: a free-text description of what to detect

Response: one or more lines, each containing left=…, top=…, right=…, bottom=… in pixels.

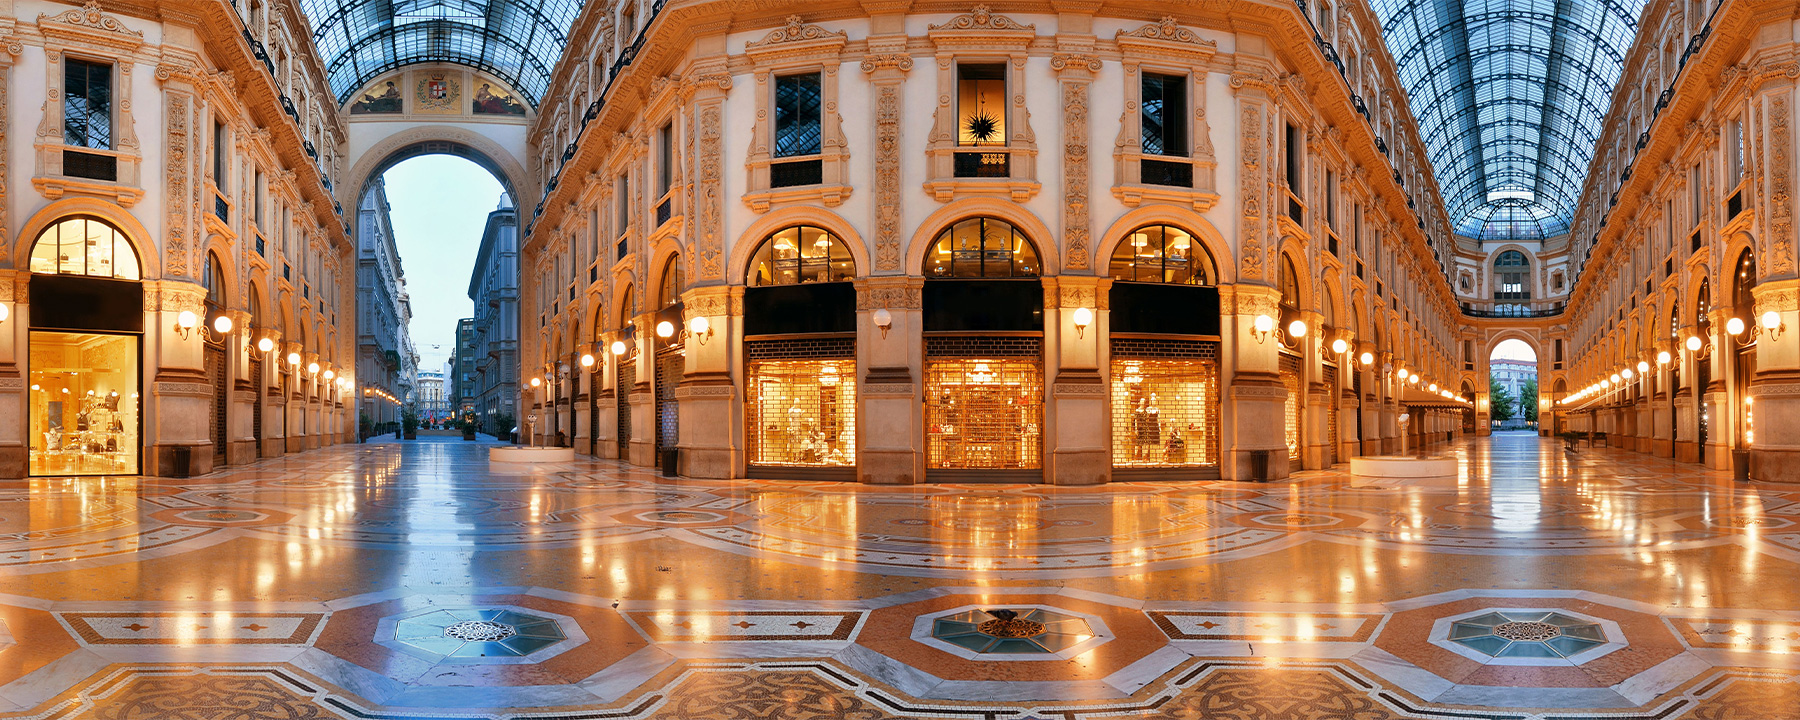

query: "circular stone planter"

left=489, top=446, right=576, bottom=463
left=1349, top=455, right=1457, bottom=478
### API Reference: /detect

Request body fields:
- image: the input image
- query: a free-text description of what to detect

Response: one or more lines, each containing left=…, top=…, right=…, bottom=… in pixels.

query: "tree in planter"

left=1488, top=375, right=1516, bottom=422
left=401, top=407, right=421, bottom=439
left=494, top=412, right=516, bottom=441
left=1518, top=379, right=1539, bottom=423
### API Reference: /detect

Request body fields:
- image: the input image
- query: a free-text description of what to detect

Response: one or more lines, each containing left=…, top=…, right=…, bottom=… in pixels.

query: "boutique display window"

left=1110, top=340, right=1220, bottom=470
left=1281, top=352, right=1303, bottom=464
left=29, top=332, right=139, bottom=475
left=747, top=226, right=854, bottom=286
left=924, top=338, right=1043, bottom=472
left=746, top=338, right=856, bottom=468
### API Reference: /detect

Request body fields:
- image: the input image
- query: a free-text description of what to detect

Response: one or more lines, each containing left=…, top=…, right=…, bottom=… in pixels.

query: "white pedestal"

left=1348, top=455, right=1458, bottom=487
left=489, top=446, right=576, bottom=463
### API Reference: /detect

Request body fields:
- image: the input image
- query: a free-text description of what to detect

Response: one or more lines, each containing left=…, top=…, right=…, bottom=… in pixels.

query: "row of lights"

left=1561, top=311, right=1785, bottom=406
left=178, top=309, right=356, bottom=394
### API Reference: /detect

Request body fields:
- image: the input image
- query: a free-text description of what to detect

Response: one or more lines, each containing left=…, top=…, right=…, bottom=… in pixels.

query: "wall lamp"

left=1637, top=360, right=1650, bottom=374
left=1359, top=351, right=1375, bottom=367
left=286, top=352, right=301, bottom=367
left=530, top=377, right=542, bottom=388
left=580, top=353, right=596, bottom=368
left=258, top=337, right=275, bottom=353
left=610, top=340, right=628, bottom=356
left=212, top=314, right=233, bottom=335
left=1657, top=350, right=1672, bottom=365
left=655, top=320, right=675, bottom=339
left=1727, top=311, right=1786, bottom=345
left=689, top=316, right=713, bottom=345
left=872, top=308, right=893, bottom=338
left=1071, top=307, right=1093, bottom=339
left=1685, top=335, right=1707, bottom=358
left=0, top=302, right=11, bottom=322
left=174, top=310, right=199, bottom=340
left=307, top=361, right=320, bottom=375
left=1251, top=314, right=1275, bottom=344
left=1331, top=337, right=1349, bottom=355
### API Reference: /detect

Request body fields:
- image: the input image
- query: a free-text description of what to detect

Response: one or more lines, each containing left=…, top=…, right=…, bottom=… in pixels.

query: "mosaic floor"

left=0, top=432, right=1793, bottom=718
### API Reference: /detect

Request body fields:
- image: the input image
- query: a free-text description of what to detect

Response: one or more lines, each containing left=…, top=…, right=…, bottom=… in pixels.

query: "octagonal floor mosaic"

left=391, top=608, right=566, bottom=659
left=930, top=607, right=1094, bottom=654
left=1447, top=610, right=1608, bottom=659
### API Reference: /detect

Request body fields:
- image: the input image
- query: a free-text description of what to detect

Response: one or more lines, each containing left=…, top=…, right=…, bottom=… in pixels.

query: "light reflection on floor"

left=0, top=432, right=1790, bottom=717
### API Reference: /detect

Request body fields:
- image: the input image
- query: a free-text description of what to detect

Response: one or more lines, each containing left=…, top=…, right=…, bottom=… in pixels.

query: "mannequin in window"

left=1135, top=395, right=1162, bottom=460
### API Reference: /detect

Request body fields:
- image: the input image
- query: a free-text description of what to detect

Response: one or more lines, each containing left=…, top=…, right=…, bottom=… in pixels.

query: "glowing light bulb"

left=610, top=340, right=627, bottom=356
left=1686, top=336, right=1703, bottom=352
left=1726, top=317, right=1746, bottom=336
left=580, top=353, right=595, bottom=368
left=213, top=315, right=233, bottom=334
left=1331, top=338, right=1348, bottom=354
left=656, top=320, right=674, bottom=338
left=257, top=337, right=274, bottom=353
left=1253, top=314, right=1274, bottom=334
left=1287, top=319, right=1308, bottom=338
left=176, top=310, right=197, bottom=329
left=1764, top=311, right=1783, bottom=330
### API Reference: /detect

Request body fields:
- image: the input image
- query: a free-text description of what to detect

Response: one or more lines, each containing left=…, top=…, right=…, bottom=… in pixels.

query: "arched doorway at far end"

left=1488, top=338, right=1538, bottom=432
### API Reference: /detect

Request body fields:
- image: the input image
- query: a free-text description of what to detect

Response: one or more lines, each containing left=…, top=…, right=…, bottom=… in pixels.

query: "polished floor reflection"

left=0, top=432, right=1793, bottom=718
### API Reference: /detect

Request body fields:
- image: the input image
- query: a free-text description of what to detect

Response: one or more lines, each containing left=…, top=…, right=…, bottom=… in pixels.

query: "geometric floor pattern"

left=0, top=432, right=1792, bottom=717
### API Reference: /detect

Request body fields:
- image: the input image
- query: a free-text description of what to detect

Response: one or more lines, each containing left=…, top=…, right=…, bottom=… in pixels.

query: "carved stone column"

left=1047, top=276, right=1106, bottom=485
left=677, top=286, right=740, bottom=479
left=1224, top=284, right=1287, bottom=480
left=1751, top=279, right=1800, bottom=480
left=856, top=277, right=923, bottom=484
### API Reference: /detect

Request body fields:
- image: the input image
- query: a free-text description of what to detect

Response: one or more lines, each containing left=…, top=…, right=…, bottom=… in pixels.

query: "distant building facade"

left=468, top=195, right=520, bottom=434
left=453, top=318, right=478, bottom=416
left=355, top=178, right=417, bottom=428
left=416, top=370, right=447, bottom=424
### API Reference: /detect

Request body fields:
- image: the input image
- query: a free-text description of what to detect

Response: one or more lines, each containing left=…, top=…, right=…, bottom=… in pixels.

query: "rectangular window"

left=1691, top=164, right=1703, bottom=226
left=1325, top=170, right=1338, bottom=229
left=214, top=123, right=229, bottom=190
left=657, top=123, right=674, bottom=193
left=63, top=59, right=113, bottom=149
left=956, top=64, right=1008, bottom=147
left=30, top=331, right=140, bottom=476
left=1728, top=118, right=1744, bottom=186
left=1140, top=73, right=1187, bottom=156
left=1284, top=124, right=1302, bottom=191
left=615, top=174, right=629, bottom=237
left=773, top=73, right=822, bottom=157
left=254, top=171, right=265, bottom=229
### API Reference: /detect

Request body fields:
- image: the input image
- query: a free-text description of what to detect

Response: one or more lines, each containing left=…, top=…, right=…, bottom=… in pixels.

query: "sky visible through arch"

left=1491, top=338, right=1538, bottom=363
left=382, top=155, right=505, bottom=375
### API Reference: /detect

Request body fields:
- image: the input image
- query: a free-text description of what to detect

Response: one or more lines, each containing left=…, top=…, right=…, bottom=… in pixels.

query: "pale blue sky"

left=380, top=155, right=505, bottom=373
left=1491, top=338, right=1537, bottom=363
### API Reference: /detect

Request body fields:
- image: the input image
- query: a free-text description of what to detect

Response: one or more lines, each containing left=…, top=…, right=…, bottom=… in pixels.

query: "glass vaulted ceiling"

left=299, top=0, right=585, bottom=108
left=1370, top=0, right=1643, bottom=242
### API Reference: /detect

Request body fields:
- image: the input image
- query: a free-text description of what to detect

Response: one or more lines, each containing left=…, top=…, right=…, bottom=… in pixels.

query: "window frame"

left=1111, top=21, right=1218, bottom=210
left=745, top=225, right=858, bottom=287
left=742, top=20, right=851, bottom=211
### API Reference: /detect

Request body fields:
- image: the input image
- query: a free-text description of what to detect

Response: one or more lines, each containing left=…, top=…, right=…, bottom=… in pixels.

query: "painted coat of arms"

left=415, top=73, right=461, bottom=113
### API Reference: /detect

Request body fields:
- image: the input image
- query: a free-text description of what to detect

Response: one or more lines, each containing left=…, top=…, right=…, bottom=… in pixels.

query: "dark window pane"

left=64, top=59, right=113, bottom=149
left=774, top=73, right=822, bottom=157
left=1141, top=74, right=1186, bottom=157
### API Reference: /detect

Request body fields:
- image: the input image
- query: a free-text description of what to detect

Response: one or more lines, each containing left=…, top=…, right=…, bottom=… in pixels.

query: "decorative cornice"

left=929, top=5, right=1034, bottom=32
left=860, top=53, right=915, bottom=73
left=746, top=15, right=848, bottom=48
left=38, top=0, right=144, bottom=51
left=1115, top=17, right=1217, bottom=51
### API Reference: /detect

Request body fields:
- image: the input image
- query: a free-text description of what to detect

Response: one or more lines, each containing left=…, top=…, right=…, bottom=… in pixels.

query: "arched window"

left=1494, top=250, right=1529, bottom=300
left=926, top=217, right=1040, bottom=278
left=1279, top=255, right=1301, bottom=316
left=746, top=226, right=855, bottom=286
left=1108, top=225, right=1214, bottom=284
left=29, top=216, right=141, bottom=280
left=203, top=252, right=226, bottom=313
left=617, top=286, right=634, bottom=328
left=658, top=258, right=684, bottom=308
left=1732, top=249, right=1756, bottom=317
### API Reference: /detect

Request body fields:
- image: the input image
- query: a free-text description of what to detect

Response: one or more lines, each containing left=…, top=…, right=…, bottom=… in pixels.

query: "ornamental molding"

left=857, top=284, right=922, bottom=310
left=1229, top=385, right=1287, bottom=399
left=1115, top=17, right=1218, bottom=60
left=929, top=5, right=1034, bottom=33
left=862, top=383, right=914, bottom=397
left=746, top=16, right=848, bottom=50
left=1049, top=53, right=1102, bottom=73
left=860, top=53, right=914, bottom=73
left=38, top=0, right=144, bottom=51
left=1053, top=383, right=1105, bottom=396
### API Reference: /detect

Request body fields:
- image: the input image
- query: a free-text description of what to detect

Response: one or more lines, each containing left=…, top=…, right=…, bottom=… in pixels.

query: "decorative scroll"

left=747, top=16, right=847, bottom=48
left=856, top=285, right=921, bottom=310
left=1117, top=17, right=1216, bottom=47
left=873, top=83, right=903, bottom=271
left=1062, top=81, right=1091, bottom=270
left=1771, top=94, right=1795, bottom=275
left=696, top=105, right=723, bottom=280
left=166, top=92, right=191, bottom=277
left=1239, top=105, right=1264, bottom=280
left=929, top=5, right=1034, bottom=32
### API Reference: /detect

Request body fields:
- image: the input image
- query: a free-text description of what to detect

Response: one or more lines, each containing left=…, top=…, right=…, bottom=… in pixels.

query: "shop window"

left=745, top=338, right=856, bottom=470
left=30, top=332, right=139, bottom=476
left=747, top=226, right=855, bottom=285
left=1108, top=225, right=1214, bottom=284
left=926, top=217, right=1040, bottom=278
left=1280, top=352, right=1303, bottom=464
left=1110, top=340, right=1219, bottom=471
left=925, top=337, right=1043, bottom=473
left=29, top=216, right=141, bottom=280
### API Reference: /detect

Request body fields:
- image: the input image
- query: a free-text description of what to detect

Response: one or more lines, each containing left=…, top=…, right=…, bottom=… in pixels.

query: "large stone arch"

left=1483, top=328, right=1543, bottom=365
left=342, top=125, right=531, bottom=216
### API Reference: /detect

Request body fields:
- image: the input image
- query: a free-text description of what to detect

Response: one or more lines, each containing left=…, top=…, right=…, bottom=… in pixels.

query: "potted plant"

left=495, top=412, right=516, bottom=444
left=402, top=408, right=420, bottom=440
left=461, top=412, right=477, bottom=441
left=359, top=412, right=373, bottom=443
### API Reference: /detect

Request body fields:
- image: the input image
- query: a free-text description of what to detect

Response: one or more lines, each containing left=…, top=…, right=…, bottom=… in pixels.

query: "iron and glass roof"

left=1369, top=0, right=1643, bottom=242
left=298, top=0, right=585, bottom=108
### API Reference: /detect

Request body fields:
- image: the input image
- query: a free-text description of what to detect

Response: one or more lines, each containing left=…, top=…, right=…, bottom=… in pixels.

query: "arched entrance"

left=25, top=215, right=145, bottom=476
left=1488, top=337, right=1539, bottom=432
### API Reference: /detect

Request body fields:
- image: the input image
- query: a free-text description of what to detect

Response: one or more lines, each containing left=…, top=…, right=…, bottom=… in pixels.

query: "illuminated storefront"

left=923, top=218, right=1044, bottom=480
left=742, top=226, right=858, bottom=479
left=26, top=216, right=144, bottom=476
left=1106, top=225, right=1222, bottom=478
